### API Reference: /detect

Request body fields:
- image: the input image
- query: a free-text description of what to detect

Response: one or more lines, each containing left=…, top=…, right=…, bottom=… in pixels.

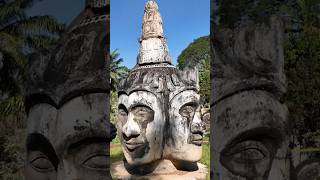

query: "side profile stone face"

left=24, top=1, right=116, bottom=180
left=116, top=0, right=204, bottom=175
left=211, top=15, right=290, bottom=180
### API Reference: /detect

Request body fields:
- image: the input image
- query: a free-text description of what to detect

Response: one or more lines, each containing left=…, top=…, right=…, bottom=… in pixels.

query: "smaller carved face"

left=118, top=91, right=164, bottom=165
left=165, top=90, right=203, bottom=162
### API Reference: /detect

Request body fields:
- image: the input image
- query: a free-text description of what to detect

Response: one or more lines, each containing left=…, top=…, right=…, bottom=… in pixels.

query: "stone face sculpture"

left=211, top=15, right=290, bottom=179
left=116, top=0, right=204, bottom=174
left=24, top=1, right=116, bottom=179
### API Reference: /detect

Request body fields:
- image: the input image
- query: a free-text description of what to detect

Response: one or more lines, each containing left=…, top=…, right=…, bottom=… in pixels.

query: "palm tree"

left=110, top=49, right=129, bottom=91
left=0, top=0, right=64, bottom=117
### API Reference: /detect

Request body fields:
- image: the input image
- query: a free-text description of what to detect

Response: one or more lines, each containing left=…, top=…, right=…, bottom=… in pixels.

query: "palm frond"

left=3, top=15, right=64, bottom=35
left=25, top=34, right=57, bottom=50
left=0, top=32, right=26, bottom=66
left=0, top=0, right=26, bottom=27
left=0, top=95, right=24, bottom=118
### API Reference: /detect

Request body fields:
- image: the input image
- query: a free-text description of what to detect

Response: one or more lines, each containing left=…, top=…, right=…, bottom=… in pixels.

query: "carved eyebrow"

left=178, top=96, right=200, bottom=108
left=55, top=127, right=115, bottom=158
left=25, top=94, right=57, bottom=114
left=129, top=101, right=152, bottom=111
left=67, top=137, right=109, bottom=155
left=118, top=104, right=128, bottom=113
left=26, top=133, right=59, bottom=170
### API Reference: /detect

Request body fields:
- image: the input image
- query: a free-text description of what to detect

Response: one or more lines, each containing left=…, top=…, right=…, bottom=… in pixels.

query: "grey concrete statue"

left=24, top=1, right=116, bottom=179
left=211, top=15, right=290, bottom=180
left=116, top=0, right=204, bottom=175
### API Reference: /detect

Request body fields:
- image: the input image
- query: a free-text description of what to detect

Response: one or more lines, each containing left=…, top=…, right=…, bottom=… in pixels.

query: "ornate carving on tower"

left=141, top=1, right=163, bottom=39
left=137, top=0, right=171, bottom=66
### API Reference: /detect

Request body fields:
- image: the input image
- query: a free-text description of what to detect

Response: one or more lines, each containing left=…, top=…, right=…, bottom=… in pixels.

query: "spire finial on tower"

left=136, top=0, right=172, bottom=66
left=141, top=0, right=163, bottom=40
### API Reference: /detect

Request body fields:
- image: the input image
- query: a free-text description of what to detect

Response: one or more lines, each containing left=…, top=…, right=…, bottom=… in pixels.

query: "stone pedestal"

left=111, top=160, right=208, bottom=180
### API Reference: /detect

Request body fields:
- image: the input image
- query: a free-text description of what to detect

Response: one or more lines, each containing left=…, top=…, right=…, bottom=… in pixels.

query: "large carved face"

left=164, top=90, right=203, bottom=164
left=211, top=90, right=289, bottom=180
left=25, top=93, right=114, bottom=180
left=117, top=91, right=164, bottom=165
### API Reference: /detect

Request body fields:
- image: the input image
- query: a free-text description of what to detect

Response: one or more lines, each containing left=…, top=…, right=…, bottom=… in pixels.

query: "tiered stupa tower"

left=115, top=1, right=206, bottom=179
left=135, top=0, right=172, bottom=68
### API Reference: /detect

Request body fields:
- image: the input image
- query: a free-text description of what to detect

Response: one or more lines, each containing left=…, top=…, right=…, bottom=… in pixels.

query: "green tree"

left=0, top=1, right=64, bottom=178
left=284, top=0, right=320, bottom=147
left=0, top=0, right=64, bottom=118
left=177, top=36, right=211, bottom=105
left=110, top=49, right=129, bottom=91
left=110, top=49, right=129, bottom=125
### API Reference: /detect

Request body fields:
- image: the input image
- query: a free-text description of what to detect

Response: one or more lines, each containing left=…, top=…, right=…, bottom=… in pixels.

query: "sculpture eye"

left=82, top=154, right=109, bottom=170
left=231, top=147, right=265, bottom=163
left=118, top=108, right=128, bottom=117
left=30, top=156, right=55, bottom=172
left=180, top=105, right=196, bottom=118
left=133, top=106, right=152, bottom=116
left=222, top=141, right=268, bottom=163
left=220, top=140, right=271, bottom=178
left=118, top=104, right=128, bottom=123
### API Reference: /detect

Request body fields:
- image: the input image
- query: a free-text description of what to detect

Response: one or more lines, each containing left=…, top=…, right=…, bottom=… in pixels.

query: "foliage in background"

left=284, top=0, right=320, bottom=147
left=177, top=36, right=211, bottom=106
left=110, top=91, right=118, bottom=124
left=110, top=49, right=129, bottom=91
left=0, top=128, right=25, bottom=179
left=0, top=0, right=64, bottom=118
left=285, top=31, right=320, bottom=147
left=110, top=49, right=129, bottom=126
left=0, top=1, right=64, bottom=179
left=216, top=0, right=288, bottom=28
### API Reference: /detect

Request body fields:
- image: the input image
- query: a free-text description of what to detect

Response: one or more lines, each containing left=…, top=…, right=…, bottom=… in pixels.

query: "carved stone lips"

left=191, top=133, right=203, bottom=146
left=125, top=141, right=145, bottom=151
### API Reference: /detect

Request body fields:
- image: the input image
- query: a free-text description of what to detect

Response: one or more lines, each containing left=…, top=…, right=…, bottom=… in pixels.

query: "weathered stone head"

left=116, top=0, right=203, bottom=174
left=211, top=15, right=290, bottom=179
left=24, top=1, right=116, bottom=179
left=163, top=68, right=204, bottom=170
left=117, top=69, right=167, bottom=171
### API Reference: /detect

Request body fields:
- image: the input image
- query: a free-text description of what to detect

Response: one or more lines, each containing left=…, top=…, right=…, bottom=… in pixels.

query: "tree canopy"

left=177, top=36, right=211, bottom=106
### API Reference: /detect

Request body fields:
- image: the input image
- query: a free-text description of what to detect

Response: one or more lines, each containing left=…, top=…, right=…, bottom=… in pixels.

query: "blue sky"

left=27, top=1, right=83, bottom=24
left=27, top=0, right=210, bottom=69
left=111, top=0, right=210, bottom=68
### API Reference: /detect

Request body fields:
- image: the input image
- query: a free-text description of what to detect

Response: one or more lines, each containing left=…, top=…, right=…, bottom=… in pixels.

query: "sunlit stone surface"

left=24, top=1, right=116, bottom=180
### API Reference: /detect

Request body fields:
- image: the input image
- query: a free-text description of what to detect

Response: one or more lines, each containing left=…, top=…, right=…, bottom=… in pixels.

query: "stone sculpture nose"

left=122, top=112, right=141, bottom=138
left=191, top=112, right=203, bottom=133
